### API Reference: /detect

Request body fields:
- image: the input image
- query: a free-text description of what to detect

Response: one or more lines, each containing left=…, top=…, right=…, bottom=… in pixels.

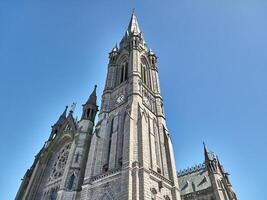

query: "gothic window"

left=49, top=143, right=71, bottom=182
left=141, top=61, right=152, bottom=89
left=119, top=62, right=128, bottom=84
left=141, top=64, right=147, bottom=84
left=68, top=174, right=75, bottom=190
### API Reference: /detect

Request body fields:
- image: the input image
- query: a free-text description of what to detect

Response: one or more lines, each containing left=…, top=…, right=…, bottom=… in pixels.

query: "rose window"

left=49, top=143, right=71, bottom=181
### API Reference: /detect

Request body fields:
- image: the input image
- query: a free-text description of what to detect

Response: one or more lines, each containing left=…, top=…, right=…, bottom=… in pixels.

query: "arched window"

left=119, top=62, right=128, bottom=84
left=141, top=64, right=147, bottom=84
left=141, top=60, right=152, bottom=89
left=68, top=174, right=75, bottom=190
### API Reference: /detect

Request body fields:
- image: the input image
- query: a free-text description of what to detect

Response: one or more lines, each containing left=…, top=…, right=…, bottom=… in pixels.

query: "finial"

left=64, top=105, right=68, bottom=112
left=94, top=85, right=97, bottom=91
left=132, top=8, right=135, bottom=15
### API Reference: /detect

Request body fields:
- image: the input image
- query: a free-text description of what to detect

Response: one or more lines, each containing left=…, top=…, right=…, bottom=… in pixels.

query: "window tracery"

left=48, top=143, right=71, bottom=182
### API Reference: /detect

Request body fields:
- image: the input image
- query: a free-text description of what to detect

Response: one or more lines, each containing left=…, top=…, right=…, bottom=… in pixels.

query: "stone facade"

left=177, top=144, right=238, bottom=200
left=15, top=12, right=237, bottom=200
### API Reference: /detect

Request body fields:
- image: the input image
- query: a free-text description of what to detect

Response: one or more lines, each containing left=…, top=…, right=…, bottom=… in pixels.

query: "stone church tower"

left=16, top=11, right=238, bottom=200
left=78, top=11, right=181, bottom=200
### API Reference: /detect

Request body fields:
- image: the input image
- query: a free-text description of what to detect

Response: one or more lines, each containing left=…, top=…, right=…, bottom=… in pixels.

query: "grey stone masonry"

left=15, top=11, right=238, bottom=200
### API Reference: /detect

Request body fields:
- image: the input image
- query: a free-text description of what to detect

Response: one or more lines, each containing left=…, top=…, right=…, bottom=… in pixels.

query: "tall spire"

left=127, top=9, right=141, bottom=34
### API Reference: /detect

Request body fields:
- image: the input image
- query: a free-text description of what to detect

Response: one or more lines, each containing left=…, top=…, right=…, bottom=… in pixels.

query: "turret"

left=81, top=85, right=98, bottom=123
left=148, top=49, right=157, bottom=69
left=109, top=44, right=119, bottom=64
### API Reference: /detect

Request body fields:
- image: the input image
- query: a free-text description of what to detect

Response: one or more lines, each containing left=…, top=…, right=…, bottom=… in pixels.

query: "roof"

left=178, top=163, right=212, bottom=196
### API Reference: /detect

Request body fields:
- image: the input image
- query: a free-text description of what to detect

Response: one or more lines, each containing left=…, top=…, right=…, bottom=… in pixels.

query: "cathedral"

left=15, top=12, right=238, bottom=200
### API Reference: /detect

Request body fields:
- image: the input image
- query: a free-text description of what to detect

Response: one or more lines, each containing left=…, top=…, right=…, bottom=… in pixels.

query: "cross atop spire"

left=127, top=9, right=141, bottom=34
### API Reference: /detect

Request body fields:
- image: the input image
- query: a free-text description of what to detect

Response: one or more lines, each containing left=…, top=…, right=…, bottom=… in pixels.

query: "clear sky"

left=0, top=0, right=266, bottom=199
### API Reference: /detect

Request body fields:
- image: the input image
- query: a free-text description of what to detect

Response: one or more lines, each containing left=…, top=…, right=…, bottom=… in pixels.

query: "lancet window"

left=119, top=62, right=128, bottom=84
left=141, top=59, right=152, bottom=89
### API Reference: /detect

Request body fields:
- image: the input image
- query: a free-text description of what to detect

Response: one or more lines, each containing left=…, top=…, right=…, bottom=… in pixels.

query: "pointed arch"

left=141, top=56, right=152, bottom=89
left=115, top=54, right=129, bottom=86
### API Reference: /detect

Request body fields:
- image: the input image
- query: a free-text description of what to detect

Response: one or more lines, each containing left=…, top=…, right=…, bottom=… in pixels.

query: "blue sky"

left=0, top=0, right=266, bottom=199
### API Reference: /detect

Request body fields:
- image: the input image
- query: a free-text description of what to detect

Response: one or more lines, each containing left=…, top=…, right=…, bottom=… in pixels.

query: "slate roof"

left=178, top=163, right=212, bottom=196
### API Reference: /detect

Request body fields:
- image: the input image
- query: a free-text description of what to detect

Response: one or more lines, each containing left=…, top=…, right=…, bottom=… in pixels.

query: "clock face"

left=116, top=94, right=125, bottom=104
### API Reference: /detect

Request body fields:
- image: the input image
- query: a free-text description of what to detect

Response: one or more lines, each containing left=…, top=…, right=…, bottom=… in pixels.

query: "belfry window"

left=141, top=64, right=147, bottom=84
left=141, top=62, right=152, bottom=89
left=120, top=62, right=128, bottom=84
